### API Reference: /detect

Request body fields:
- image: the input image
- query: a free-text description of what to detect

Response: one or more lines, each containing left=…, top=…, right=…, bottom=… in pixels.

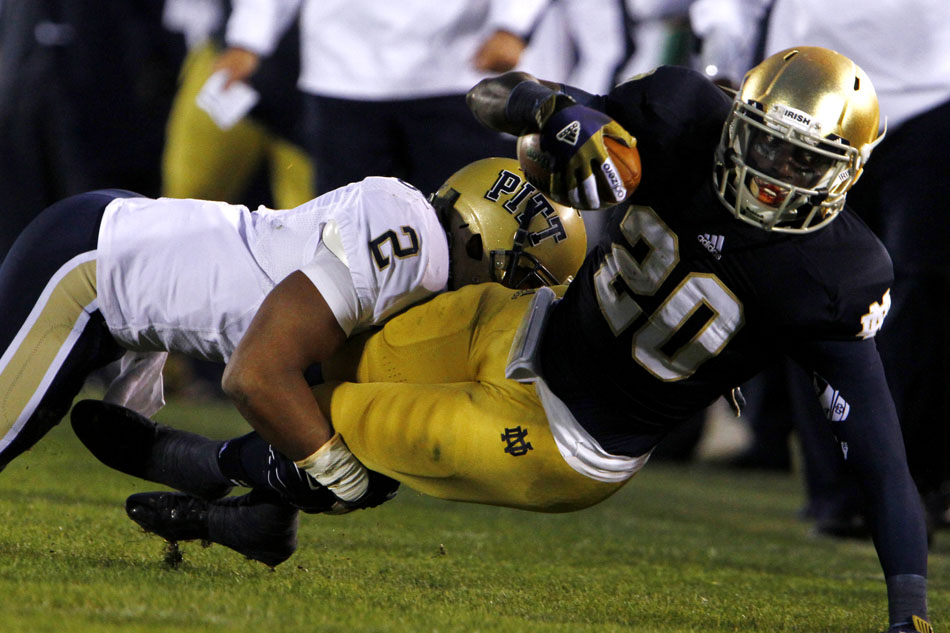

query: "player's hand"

left=213, top=47, right=260, bottom=88
left=536, top=103, right=636, bottom=209
left=473, top=30, right=526, bottom=73
left=263, top=446, right=399, bottom=514
left=264, top=446, right=339, bottom=513
left=325, top=470, right=400, bottom=514
left=886, top=615, right=934, bottom=633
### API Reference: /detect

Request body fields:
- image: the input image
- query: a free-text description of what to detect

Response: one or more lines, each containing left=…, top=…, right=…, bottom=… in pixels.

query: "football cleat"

left=127, top=490, right=298, bottom=567
left=886, top=615, right=934, bottom=633
left=71, top=399, right=233, bottom=499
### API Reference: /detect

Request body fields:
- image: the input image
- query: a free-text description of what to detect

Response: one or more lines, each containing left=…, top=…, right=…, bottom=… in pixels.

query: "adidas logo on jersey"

left=697, top=234, right=724, bottom=259
left=556, top=121, right=581, bottom=146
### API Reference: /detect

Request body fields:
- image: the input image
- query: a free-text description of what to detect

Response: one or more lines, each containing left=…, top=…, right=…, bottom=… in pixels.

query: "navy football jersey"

left=518, top=63, right=924, bottom=589
left=539, top=66, right=893, bottom=457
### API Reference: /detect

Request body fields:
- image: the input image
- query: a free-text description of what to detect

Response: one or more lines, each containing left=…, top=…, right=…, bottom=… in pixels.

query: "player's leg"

left=323, top=283, right=536, bottom=385
left=0, top=190, right=129, bottom=471
left=318, top=284, right=626, bottom=511
left=126, top=488, right=298, bottom=567
left=314, top=378, right=624, bottom=512
left=70, top=399, right=233, bottom=499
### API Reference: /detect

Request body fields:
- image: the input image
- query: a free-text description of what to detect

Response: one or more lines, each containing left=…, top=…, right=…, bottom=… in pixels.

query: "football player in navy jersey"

left=84, top=47, right=929, bottom=632
left=464, top=45, right=928, bottom=633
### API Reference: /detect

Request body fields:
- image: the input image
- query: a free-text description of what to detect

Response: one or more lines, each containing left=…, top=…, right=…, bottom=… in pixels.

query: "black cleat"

left=71, top=399, right=232, bottom=499
left=126, top=490, right=298, bottom=567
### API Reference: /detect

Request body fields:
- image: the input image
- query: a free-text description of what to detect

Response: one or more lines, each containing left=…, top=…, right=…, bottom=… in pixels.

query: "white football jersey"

left=96, top=177, right=448, bottom=363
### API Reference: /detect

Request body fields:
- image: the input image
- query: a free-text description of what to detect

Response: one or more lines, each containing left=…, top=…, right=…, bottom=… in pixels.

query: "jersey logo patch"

left=697, top=234, right=724, bottom=260
left=858, top=288, right=890, bottom=339
left=501, top=426, right=534, bottom=456
left=812, top=373, right=850, bottom=422
left=556, top=121, right=581, bottom=146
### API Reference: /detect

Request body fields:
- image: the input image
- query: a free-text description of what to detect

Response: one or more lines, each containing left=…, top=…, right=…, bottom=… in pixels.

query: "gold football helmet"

left=431, top=158, right=587, bottom=289
left=713, top=46, right=885, bottom=232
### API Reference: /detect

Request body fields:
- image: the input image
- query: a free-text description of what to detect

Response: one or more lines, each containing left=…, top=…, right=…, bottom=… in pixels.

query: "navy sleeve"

left=790, top=337, right=927, bottom=578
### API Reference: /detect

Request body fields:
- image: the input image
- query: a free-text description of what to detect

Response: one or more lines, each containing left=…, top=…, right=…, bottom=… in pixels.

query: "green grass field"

left=0, top=397, right=946, bottom=633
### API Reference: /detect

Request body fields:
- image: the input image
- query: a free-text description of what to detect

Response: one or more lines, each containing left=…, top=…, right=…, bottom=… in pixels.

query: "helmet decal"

left=432, top=158, right=587, bottom=289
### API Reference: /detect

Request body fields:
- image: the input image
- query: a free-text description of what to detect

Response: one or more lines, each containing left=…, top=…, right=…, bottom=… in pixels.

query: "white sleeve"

left=102, top=351, right=168, bottom=418
left=225, top=0, right=302, bottom=56
left=689, top=0, right=771, bottom=84
left=487, top=0, right=550, bottom=37
left=298, top=243, right=361, bottom=337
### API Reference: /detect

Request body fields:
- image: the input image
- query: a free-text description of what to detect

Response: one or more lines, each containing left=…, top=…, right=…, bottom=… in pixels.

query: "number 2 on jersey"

left=594, top=206, right=744, bottom=381
left=369, top=226, right=420, bottom=270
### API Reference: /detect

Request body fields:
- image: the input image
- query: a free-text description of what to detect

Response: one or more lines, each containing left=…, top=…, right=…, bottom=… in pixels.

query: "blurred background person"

left=0, top=0, right=183, bottom=257
left=519, top=0, right=634, bottom=95
left=618, top=0, right=696, bottom=80
left=215, top=0, right=552, bottom=196
left=161, top=0, right=314, bottom=210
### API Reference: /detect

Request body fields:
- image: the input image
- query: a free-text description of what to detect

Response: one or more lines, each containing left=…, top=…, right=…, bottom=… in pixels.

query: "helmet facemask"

left=715, top=99, right=859, bottom=232
left=489, top=217, right=565, bottom=289
left=712, top=46, right=885, bottom=233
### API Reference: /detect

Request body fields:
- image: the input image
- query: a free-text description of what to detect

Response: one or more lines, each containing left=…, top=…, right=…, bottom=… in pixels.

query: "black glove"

left=264, top=445, right=399, bottom=514
left=328, top=470, right=400, bottom=514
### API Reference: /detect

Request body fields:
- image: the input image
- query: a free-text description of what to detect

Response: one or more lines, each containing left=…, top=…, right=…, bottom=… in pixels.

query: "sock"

left=217, top=432, right=273, bottom=488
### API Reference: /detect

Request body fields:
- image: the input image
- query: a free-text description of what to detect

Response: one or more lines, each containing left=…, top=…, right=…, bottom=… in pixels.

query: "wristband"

left=295, top=434, right=368, bottom=502
left=506, top=82, right=574, bottom=133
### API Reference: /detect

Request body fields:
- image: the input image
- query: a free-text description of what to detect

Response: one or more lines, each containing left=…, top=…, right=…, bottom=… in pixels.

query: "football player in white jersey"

left=0, top=158, right=587, bottom=513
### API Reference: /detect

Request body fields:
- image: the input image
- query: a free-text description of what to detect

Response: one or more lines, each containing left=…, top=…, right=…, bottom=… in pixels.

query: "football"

left=604, top=135, right=642, bottom=193
left=516, top=133, right=641, bottom=208
left=515, top=132, right=554, bottom=192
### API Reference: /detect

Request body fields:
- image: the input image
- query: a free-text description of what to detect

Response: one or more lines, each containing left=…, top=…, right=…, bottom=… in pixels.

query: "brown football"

left=604, top=136, right=642, bottom=193
left=516, top=133, right=642, bottom=208
left=515, top=133, right=553, bottom=192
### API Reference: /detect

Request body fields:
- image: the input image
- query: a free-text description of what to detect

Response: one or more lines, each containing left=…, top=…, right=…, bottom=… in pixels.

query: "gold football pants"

left=315, top=283, right=626, bottom=512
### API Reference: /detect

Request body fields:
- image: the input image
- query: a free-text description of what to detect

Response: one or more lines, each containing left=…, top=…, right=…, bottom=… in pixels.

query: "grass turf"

left=0, top=396, right=946, bottom=632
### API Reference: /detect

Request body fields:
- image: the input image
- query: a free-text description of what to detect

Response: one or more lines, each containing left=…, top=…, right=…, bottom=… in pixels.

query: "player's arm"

left=222, top=265, right=374, bottom=508
left=791, top=338, right=931, bottom=632
left=217, top=0, right=301, bottom=86
left=466, top=72, right=636, bottom=209
left=223, top=270, right=341, bottom=460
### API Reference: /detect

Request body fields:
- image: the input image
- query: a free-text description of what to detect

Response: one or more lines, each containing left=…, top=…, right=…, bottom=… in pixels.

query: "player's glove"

left=533, top=96, right=636, bottom=210
left=886, top=615, right=934, bottom=633
left=263, top=445, right=340, bottom=513
left=288, top=433, right=399, bottom=514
